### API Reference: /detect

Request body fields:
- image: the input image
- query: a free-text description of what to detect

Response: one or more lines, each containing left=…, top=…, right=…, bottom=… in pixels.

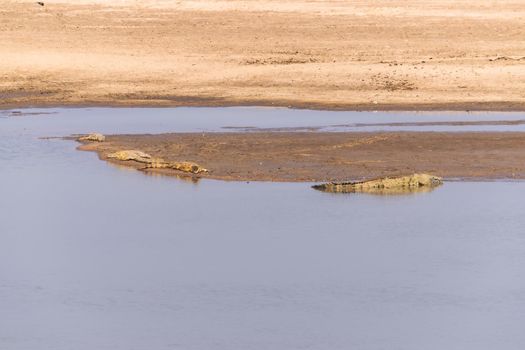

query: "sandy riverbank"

left=78, top=132, right=525, bottom=182
left=2, top=0, right=525, bottom=110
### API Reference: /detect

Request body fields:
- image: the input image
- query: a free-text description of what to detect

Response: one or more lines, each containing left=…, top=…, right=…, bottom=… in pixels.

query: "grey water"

left=3, top=107, right=525, bottom=133
left=1, top=108, right=525, bottom=350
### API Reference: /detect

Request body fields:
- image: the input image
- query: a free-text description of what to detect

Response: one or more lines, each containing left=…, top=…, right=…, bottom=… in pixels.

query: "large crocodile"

left=107, top=150, right=208, bottom=174
left=143, top=158, right=208, bottom=174
left=107, top=150, right=152, bottom=163
left=313, top=173, right=443, bottom=194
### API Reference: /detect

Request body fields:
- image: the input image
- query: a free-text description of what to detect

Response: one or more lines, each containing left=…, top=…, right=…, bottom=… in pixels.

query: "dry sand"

left=2, top=0, right=525, bottom=110
left=78, top=132, right=525, bottom=182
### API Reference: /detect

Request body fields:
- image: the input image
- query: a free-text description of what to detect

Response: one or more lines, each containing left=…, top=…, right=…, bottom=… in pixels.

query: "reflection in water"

left=313, top=184, right=439, bottom=195
left=106, top=161, right=202, bottom=184
left=140, top=168, right=202, bottom=184
left=105, top=161, right=146, bottom=174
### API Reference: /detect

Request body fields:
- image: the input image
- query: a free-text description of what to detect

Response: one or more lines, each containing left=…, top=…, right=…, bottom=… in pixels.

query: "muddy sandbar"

left=78, top=132, right=525, bottom=182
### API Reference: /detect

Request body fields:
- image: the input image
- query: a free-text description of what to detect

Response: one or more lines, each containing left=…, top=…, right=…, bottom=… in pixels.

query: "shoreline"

left=4, top=101, right=525, bottom=113
left=77, top=131, right=525, bottom=183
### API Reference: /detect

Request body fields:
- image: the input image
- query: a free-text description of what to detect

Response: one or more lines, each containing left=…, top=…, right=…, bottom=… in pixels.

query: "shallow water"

left=2, top=107, right=525, bottom=133
left=2, top=108, right=525, bottom=350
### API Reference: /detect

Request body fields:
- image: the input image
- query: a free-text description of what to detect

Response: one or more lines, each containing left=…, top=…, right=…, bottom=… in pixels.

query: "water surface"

left=1, top=108, right=525, bottom=350
left=3, top=107, right=525, bottom=133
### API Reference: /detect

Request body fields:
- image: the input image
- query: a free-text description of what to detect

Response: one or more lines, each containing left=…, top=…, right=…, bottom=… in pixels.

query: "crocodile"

left=106, top=150, right=207, bottom=174
left=107, top=150, right=152, bottom=163
left=313, top=173, right=443, bottom=194
left=78, top=133, right=106, bottom=142
left=143, top=159, right=208, bottom=174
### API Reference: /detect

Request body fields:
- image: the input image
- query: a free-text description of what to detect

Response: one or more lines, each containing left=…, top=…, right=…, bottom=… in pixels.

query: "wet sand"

left=78, top=132, right=525, bottom=182
left=3, top=0, right=525, bottom=111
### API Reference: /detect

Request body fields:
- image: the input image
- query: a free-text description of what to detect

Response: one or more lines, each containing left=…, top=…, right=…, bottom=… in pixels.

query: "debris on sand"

left=36, top=2, right=44, bottom=6
left=489, top=56, right=525, bottom=62
left=312, top=173, right=443, bottom=194
left=107, top=150, right=207, bottom=174
left=78, top=133, right=106, bottom=142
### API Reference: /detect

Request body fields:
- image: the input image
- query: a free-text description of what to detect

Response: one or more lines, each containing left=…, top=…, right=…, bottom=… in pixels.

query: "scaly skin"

left=313, top=174, right=443, bottom=194
left=143, top=158, right=208, bottom=174
left=168, top=161, right=208, bottom=174
left=107, top=150, right=208, bottom=174
left=78, top=133, right=106, bottom=142
left=107, top=150, right=152, bottom=163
